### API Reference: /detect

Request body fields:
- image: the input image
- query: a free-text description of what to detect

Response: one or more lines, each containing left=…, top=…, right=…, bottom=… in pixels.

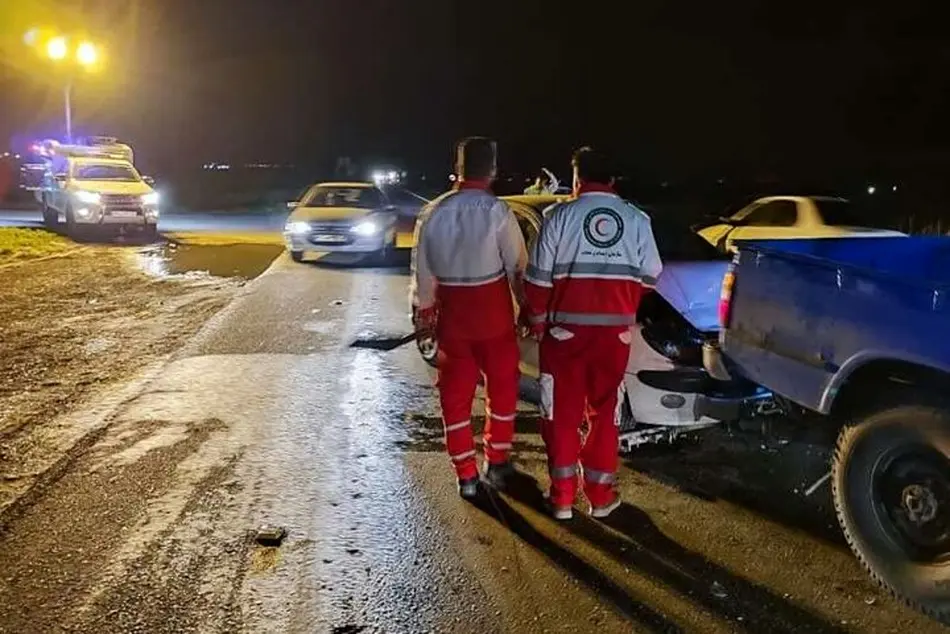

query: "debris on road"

left=711, top=581, right=729, bottom=599
left=253, top=525, right=287, bottom=547
left=804, top=471, right=831, bottom=496
left=348, top=330, right=418, bottom=351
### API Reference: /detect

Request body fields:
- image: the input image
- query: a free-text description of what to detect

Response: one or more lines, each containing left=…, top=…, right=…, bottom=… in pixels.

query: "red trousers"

left=437, top=331, right=520, bottom=480
left=539, top=325, right=630, bottom=508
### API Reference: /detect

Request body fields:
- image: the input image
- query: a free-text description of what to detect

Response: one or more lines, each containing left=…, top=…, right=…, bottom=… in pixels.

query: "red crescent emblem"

left=594, top=217, right=610, bottom=236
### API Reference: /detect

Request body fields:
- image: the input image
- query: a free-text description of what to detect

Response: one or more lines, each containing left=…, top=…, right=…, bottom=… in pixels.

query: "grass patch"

left=0, top=228, right=73, bottom=265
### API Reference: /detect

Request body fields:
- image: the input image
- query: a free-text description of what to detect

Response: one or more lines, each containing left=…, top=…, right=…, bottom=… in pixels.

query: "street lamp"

left=47, top=37, right=68, bottom=60
left=76, top=42, right=98, bottom=67
left=26, top=31, right=102, bottom=143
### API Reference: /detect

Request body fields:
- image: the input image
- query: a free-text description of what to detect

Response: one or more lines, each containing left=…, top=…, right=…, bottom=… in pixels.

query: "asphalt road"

left=0, top=248, right=946, bottom=633
left=0, top=206, right=288, bottom=233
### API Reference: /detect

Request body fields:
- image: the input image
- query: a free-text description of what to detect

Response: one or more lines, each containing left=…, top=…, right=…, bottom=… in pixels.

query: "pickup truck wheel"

left=290, top=250, right=304, bottom=263
left=42, top=202, right=59, bottom=228
left=65, top=207, right=80, bottom=239
left=833, top=400, right=950, bottom=624
left=141, top=225, right=159, bottom=243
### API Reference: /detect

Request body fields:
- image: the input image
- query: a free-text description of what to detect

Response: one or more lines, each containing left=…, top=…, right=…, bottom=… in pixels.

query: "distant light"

left=47, top=36, right=68, bottom=60
left=892, top=185, right=898, bottom=192
left=371, top=170, right=385, bottom=185
left=14, top=154, right=20, bottom=159
left=449, top=174, right=456, bottom=182
left=867, top=185, right=876, bottom=195
left=217, top=164, right=230, bottom=170
left=1, top=152, right=8, bottom=157
left=76, top=41, right=97, bottom=67
left=23, top=29, right=40, bottom=46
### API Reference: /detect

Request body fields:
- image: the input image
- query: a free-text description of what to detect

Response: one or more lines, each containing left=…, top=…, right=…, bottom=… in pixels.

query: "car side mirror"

left=142, top=175, right=155, bottom=186
left=287, top=201, right=299, bottom=209
left=55, top=174, right=66, bottom=183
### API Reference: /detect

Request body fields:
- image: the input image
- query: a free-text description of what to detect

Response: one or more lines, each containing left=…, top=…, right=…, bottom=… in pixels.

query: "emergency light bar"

left=31, top=137, right=133, bottom=163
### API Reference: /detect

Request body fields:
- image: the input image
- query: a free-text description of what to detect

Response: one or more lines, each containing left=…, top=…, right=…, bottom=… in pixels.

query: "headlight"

left=142, top=192, right=160, bottom=205
left=74, top=190, right=101, bottom=204
left=285, top=221, right=310, bottom=234
left=352, top=220, right=378, bottom=236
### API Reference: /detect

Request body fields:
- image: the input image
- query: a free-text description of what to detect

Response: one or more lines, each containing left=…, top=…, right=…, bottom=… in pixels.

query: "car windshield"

left=74, top=164, right=139, bottom=181
left=816, top=198, right=870, bottom=227
left=304, top=186, right=383, bottom=209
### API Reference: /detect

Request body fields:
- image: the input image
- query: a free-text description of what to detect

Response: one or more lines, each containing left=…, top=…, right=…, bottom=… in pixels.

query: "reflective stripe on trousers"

left=550, top=312, right=635, bottom=326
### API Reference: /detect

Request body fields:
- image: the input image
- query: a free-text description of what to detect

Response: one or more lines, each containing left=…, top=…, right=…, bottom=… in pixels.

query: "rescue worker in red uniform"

left=523, top=147, right=662, bottom=520
left=410, top=137, right=528, bottom=499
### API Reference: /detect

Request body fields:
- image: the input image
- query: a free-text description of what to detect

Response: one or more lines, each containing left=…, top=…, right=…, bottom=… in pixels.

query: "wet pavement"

left=0, top=249, right=947, bottom=632
left=137, top=243, right=285, bottom=280
left=0, top=207, right=287, bottom=234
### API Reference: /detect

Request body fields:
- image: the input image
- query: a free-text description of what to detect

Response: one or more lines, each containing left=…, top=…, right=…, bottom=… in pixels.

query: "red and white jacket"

left=524, top=184, right=663, bottom=328
left=410, top=182, right=528, bottom=340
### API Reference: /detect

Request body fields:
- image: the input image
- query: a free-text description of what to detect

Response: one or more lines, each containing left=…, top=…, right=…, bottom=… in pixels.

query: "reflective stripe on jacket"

left=524, top=188, right=662, bottom=327
left=410, top=183, right=528, bottom=340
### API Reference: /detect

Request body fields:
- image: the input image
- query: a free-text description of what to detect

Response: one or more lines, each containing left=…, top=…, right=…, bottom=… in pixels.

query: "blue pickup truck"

left=706, top=236, right=950, bottom=622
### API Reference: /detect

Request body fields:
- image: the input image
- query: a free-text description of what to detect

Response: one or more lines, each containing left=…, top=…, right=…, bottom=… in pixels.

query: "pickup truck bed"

left=722, top=236, right=950, bottom=414
left=717, top=236, right=950, bottom=624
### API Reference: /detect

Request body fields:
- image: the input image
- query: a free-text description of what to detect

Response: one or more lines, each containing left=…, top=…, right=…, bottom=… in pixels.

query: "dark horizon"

left=3, top=2, right=950, bottom=181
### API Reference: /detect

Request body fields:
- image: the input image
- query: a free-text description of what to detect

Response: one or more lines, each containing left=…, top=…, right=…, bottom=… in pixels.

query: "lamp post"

left=28, top=32, right=101, bottom=143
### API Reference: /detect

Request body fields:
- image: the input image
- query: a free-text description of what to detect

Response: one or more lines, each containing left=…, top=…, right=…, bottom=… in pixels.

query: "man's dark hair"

left=455, top=136, right=497, bottom=180
left=572, top=146, right=614, bottom=184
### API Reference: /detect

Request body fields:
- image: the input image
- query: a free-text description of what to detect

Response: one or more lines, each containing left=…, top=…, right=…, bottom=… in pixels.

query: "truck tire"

left=290, top=250, right=304, bottom=263
left=65, top=207, right=79, bottom=239
left=832, top=398, right=950, bottom=624
left=141, top=225, right=159, bottom=243
left=42, top=200, right=59, bottom=229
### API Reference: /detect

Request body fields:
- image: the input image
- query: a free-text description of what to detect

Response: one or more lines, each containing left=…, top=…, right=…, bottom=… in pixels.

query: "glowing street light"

left=47, top=36, right=68, bottom=60
left=76, top=41, right=97, bottom=67
left=24, top=31, right=104, bottom=142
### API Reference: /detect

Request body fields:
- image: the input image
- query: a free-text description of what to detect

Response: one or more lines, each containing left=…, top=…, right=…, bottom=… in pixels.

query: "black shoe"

left=458, top=477, right=479, bottom=499
left=482, top=461, right=515, bottom=490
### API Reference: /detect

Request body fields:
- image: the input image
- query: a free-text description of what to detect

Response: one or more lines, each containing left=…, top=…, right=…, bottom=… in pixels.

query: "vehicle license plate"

left=109, top=211, right=138, bottom=218
left=313, top=234, right=346, bottom=243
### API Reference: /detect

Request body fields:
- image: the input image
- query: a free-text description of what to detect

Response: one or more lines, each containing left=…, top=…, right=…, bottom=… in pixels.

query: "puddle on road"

left=137, top=243, right=284, bottom=280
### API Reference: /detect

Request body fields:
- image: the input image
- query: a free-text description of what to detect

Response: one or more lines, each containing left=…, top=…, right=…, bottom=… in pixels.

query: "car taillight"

left=718, top=266, right=736, bottom=328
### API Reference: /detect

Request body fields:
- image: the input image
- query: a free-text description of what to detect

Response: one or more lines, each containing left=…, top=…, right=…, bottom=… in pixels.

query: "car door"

left=725, top=200, right=800, bottom=251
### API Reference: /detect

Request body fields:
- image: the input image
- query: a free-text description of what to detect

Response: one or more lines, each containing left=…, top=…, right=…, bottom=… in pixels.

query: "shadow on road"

left=483, top=471, right=846, bottom=634
left=622, top=424, right=845, bottom=548
left=305, top=249, right=411, bottom=273
left=471, top=487, right=683, bottom=633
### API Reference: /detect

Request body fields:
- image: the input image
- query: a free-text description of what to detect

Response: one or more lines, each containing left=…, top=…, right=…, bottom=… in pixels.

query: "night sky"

left=1, top=1, right=948, bottom=180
